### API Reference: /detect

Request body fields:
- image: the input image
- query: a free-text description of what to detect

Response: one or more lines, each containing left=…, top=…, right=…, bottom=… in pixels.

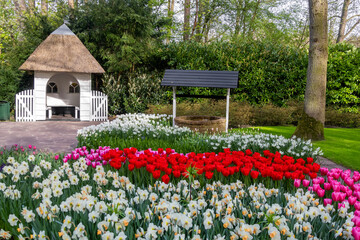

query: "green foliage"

left=327, top=43, right=360, bottom=113
left=0, top=3, right=68, bottom=108
left=0, top=65, right=20, bottom=106
left=156, top=40, right=308, bottom=106
left=146, top=100, right=360, bottom=128
left=70, top=0, right=164, bottom=73
left=102, top=70, right=167, bottom=114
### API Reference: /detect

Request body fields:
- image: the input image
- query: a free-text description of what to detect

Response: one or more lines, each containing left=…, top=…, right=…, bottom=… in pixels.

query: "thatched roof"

left=19, top=24, right=105, bottom=73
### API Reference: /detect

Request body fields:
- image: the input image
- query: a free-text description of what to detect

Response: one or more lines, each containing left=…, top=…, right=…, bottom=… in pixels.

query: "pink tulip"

left=339, top=192, right=347, bottom=202
left=318, top=177, right=325, bottom=184
left=28, top=145, right=32, bottom=149
left=313, top=184, right=320, bottom=192
left=333, top=172, right=340, bottom=180
left=347, top=189, right=353, bottom=197
left=54, top=155, right=59, bottom=160
left=349, top=196, right=357, bottom=205
left=333, top=184, right=341, bottom=192
left=352, top=227, right=360, bottom=240
left=346, top=178, right=354, bottom=187
left=354, top=175, right=360, bottom=182
left=33, top=146, right=37, bottom=150
left=332, top=192, right=341, bottom=202
left=294, top=179, right=301, bottom=188
left=317, top=189, right=325, bottom=198
left=308, top=187, right=313, bottom=192
left=320, top=167, right=329, bottom=176
left=313, top=178, right=320, bottom=184
left=91, top=162, right=97, bottom=168
left=355, top=210, right=360, bottom=217
left=63, top=158, right=68, bottom=163
left=354, top=192, right=360, bottom=199
left=338, top=203, right=346, bottom=209
left=353, top=217, right=360, bottom=227
left=303, top=179, right=310, bottom=187
left=355, top=202, right=360, bottom=210
left=340, top=185, right=347, bottom=192
left=324, top=198, right=332, bottom=206
left=324, top=183, right=331, bottom=190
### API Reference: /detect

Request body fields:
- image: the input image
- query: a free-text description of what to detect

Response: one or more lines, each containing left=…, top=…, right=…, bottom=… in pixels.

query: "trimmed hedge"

left=146, top=100, right=360, bottom=128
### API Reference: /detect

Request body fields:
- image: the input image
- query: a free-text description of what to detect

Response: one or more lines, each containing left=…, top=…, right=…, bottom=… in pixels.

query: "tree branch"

left=344, top=19, right=360, bottom=38
left=346, top=14, right=360, bottom=22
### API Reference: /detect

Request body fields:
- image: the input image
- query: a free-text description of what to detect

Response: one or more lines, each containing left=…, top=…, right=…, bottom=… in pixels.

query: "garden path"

left=0, top=121, right=348, bottom=170
left=0, top=121, right=101, bottom=154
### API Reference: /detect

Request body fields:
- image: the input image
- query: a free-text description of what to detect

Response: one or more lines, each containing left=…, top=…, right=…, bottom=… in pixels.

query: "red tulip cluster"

left=101, top=147, right=320, bottom=184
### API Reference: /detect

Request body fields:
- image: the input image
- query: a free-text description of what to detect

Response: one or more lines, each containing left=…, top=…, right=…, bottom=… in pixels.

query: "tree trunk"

left=293, top=0, right=328, bottom=141
left=28, top=0, right=35, bottom=13
left=183, top=0, right=191, bottom=41
left=166, top=0, right=175, bottom=43
left=195, top=0, right=203, bottom=41
left=68, top=0, right=75, bottom=9
left=234, top=3, right=241, bottom=36
left=41, top=0, right=48, bottom=15
left=191, top=0, right=199, bottom=38
left=18, top=0, right=27, bottom=12
left=336, top=0, right=350, bottom=43
left=247, top=0, right=261, bottom=39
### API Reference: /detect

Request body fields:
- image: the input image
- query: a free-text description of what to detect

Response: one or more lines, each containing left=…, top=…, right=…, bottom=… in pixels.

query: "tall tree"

left=68, top=0, right=75, bottom=9
left=337, top=0, right=350, bottom=43
left=293, top=0, right=328, bottom=141
left=183, top=0, right=191, bottom=41
left=28, top=0, right=35, bottom=13
left=166, top=0, right=175, bottom=43
left=41, top=0, right=48, bottom=15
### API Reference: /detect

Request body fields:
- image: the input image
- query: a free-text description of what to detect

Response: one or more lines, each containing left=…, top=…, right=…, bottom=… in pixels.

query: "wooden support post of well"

left=173, top=86, right=176, bottom=126
left=226, top=88, right=230, bottom=133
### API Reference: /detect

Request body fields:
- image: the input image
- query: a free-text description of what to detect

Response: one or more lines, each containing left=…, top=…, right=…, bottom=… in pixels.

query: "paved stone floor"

left=0, top=121, right=102, bottom=154
left=0, top=120, right=348, bottom=170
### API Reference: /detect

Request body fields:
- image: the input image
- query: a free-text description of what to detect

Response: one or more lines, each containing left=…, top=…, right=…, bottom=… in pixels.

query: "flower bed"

left=77, top=114, right=323, bottom=159
left=63, top=146, right=320, bottom=188
left=0, top=151, right=356, bottom=240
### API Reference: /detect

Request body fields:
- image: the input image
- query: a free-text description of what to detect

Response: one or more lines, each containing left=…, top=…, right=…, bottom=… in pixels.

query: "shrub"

left=147, top=100, right=360, bottom=128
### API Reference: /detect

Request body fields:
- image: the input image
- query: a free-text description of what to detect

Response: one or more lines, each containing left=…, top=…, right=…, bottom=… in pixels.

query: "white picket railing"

left=91, top=90, right=108, bottom=121
left=15, top=89, right=35, bottom=122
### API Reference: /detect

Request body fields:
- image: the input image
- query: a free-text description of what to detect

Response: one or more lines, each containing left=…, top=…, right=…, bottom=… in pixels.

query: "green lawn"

left=246, top=126, right=360, bottom=171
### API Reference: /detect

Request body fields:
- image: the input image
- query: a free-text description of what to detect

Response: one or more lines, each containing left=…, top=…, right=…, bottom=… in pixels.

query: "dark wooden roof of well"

left=161, top=70, right=239, bottom=88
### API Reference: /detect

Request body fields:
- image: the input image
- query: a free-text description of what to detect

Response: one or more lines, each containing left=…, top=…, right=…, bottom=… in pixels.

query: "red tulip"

left=250, top=171, right=259, bottom=179
left=205, top=171, right=214, bottom=179
left=161, top=174, right=170, bottom=184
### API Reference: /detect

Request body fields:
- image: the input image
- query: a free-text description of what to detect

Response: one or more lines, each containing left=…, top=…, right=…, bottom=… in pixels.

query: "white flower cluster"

left=206, top=132, right=323, bottom=158
left=0, top=154, right=351, bottom=240
left=77, top=113, right=191, bottom=139
left=77, top=114, right=322, bottom=159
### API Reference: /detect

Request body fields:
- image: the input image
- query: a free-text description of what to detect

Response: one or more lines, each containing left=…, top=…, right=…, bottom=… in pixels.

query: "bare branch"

left=344, top=19, right=360, bottom=38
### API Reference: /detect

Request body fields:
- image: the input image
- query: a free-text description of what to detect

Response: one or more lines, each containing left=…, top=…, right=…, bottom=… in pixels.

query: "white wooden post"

left=173, top=87, right=176, bottom=126
left=226, top=88, right=230, bottom=133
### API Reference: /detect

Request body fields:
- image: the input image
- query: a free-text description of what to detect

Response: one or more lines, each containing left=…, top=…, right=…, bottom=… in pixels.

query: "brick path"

left=0, top=121, right=101, bottom=154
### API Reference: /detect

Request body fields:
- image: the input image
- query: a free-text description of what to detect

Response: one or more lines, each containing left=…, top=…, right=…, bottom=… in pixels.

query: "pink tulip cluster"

left=62, top=146, right=112, bottom=167
left=295, top=167, right=360, bottom=240
left=63, top=146, right=176, bottom=168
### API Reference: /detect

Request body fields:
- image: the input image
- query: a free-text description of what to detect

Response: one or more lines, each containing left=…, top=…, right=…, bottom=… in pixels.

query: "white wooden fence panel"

left=91, top=90, right=108, bottom=121
left=15, top=89, right=35, bottom=122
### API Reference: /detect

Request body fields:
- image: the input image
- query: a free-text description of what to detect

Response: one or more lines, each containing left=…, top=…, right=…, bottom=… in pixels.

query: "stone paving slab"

left=0, top=121, right=102, bottom=154
left=0, top=121, right=349, bottom=171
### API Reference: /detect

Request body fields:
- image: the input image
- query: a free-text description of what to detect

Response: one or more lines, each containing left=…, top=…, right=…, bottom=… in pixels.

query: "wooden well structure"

left=161, top=69, right=239, bottom=132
